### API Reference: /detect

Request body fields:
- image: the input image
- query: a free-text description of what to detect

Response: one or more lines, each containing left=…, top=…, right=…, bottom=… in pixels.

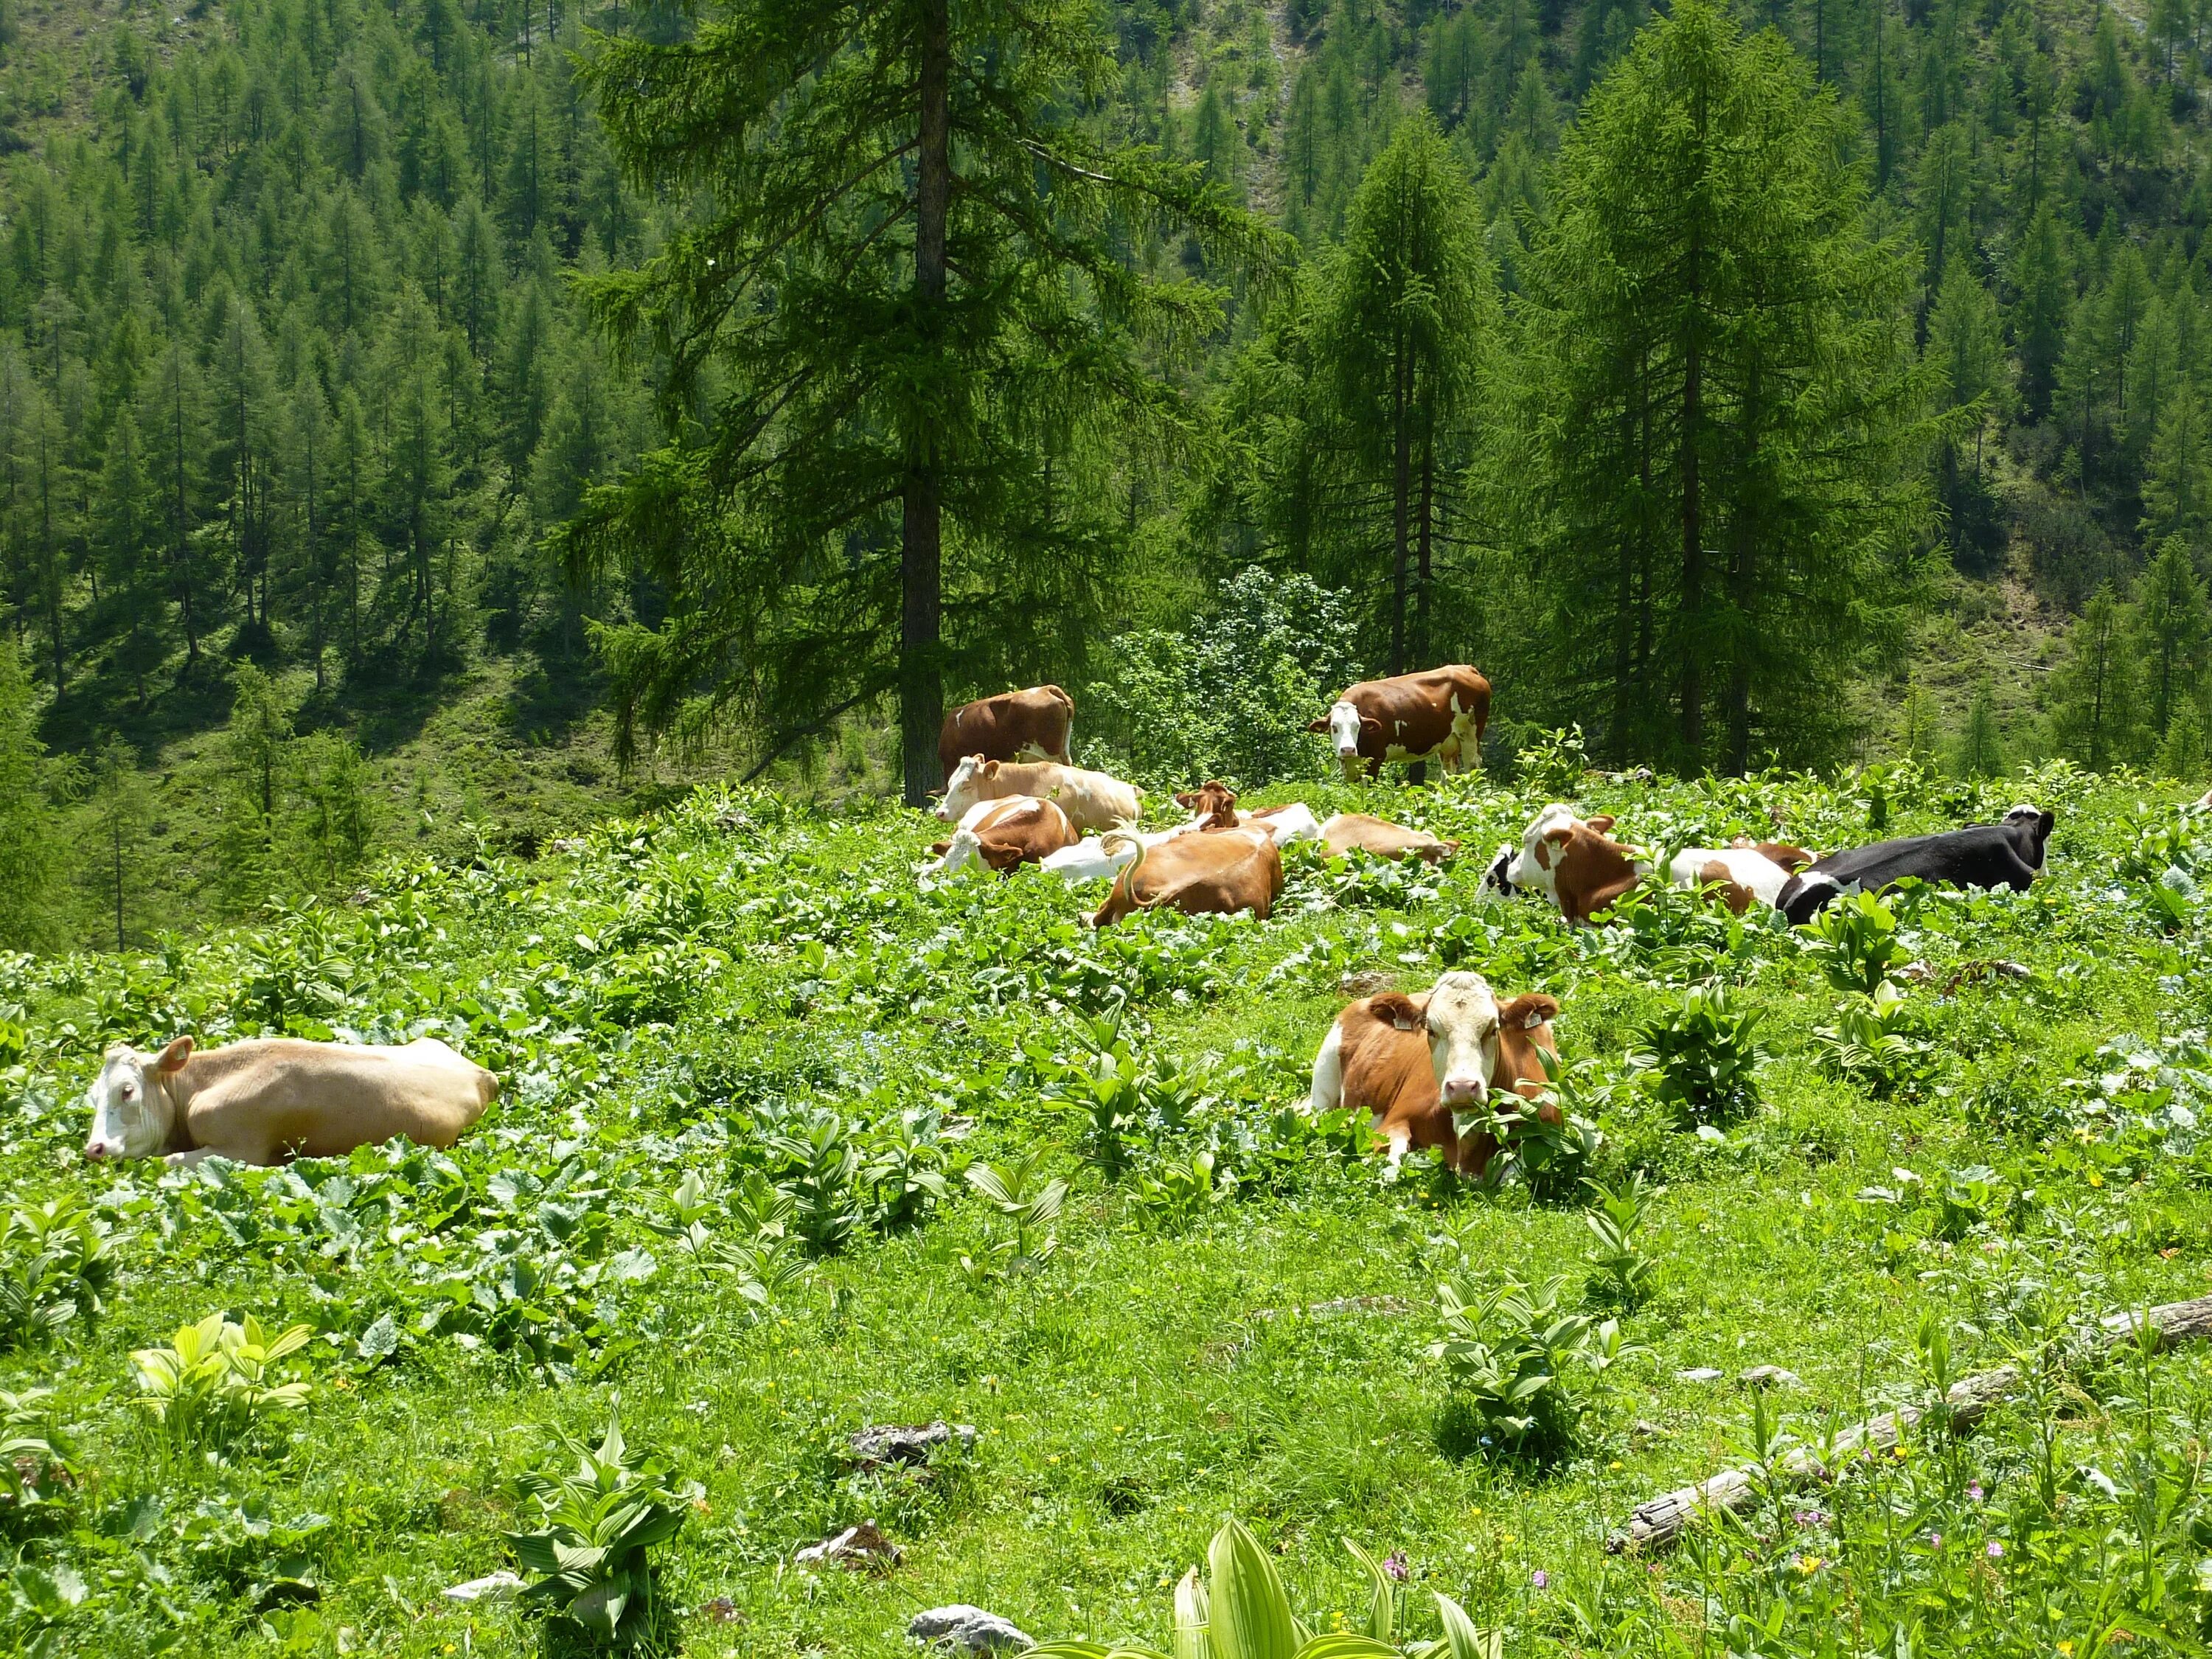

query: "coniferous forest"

left=2, top=0, right=2212, bottom=942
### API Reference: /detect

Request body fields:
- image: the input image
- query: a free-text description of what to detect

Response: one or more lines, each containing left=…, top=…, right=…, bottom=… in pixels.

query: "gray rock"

left=1674, top=1367, right=1725, bottom=1385
left=910, top=1605, right=1035, bottom=1653
left=442, top=1571, right=524, bottom=1603
left=1739, top=1366, right=1802, bottom=1389
left=849, top=1422, right=977, bottom=1468
left=794, top=1520, right=902, bottom=1573
left=1338, top=970, right=1397, bottom=999
left=1632, top=1419, right=1664, bottom=1439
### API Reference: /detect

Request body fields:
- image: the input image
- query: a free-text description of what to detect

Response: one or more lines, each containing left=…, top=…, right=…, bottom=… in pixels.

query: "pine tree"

left=2135, top=536, right=2209, bottom=741
left=1925, top=255, right=2006, bottom=529
left=220, top=660, right=293, bottom=900
left=2049, top=581, right=2143, bottom=771
left=0, top=637, right=68, bottom=950
left=81, top=732, right=151, bottom=951
left=2143, top=377, right=2212, bottom=549
left=2010, top=205, right=2070, bottom=421
left=568, top=0, right=1273, bottom=801
left=1953, top=676, right=2004, bottom=777
left=1305, top=114, right=1495, bottom=670
left=141, top=342, right=212, bottom=671
left=1504, top=0, right=1935, bottom=771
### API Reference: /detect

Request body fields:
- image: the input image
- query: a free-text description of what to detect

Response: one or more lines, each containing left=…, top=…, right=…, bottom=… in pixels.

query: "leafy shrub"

left=1517, top=725, right=1593, bottom=795
left=0, top=1389, right=76, bottom=1514
left=1812, top=981, right=1934, bottom=1097
left=964, top=1152, right=1068, bottom=1272
left=0, top=1196, right=118, bottom=1351
left=130, top=1314, right=314, bottom=1453
left=1134, top=1149, right=1234, bottom=1227
left=1582, top=1172, right=1658, bottom=1310
left=507, top=1414, right=685, bottom=1650
left=1082, top=568, right=1359, bottom=787
left=1029, top=1515, right=1499, bottom=1659
left=1628, top=984, right=1763, bottom=1128
left=1801, top=888, right=1911, bottom=994
left=1486, top=1048, right=1610, bottom=1200
left=1934, top=1164, right=2005, bottom=1240
left=2118, top=807, right=2210, bottom=931
left=1431, top=1276, right=1631, bottom=1463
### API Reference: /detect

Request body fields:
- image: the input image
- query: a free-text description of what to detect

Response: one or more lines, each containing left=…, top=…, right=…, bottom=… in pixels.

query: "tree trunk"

left=901, top=0, right=952, bottom=809
left=1413, top=439, right=1434, bottom=668
left=1679, top=257, right=1705, bottom=764
left=1390, top=327, right=1411, bottom=677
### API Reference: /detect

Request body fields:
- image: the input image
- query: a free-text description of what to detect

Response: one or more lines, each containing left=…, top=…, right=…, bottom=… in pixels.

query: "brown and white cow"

left=927, top=796, right=1080, bottom=880
left=936, top=686, right=1075, bottom=774
left=938, top=755, right=1142, bottom=833
left=1170, top=782, right=1324, bottom=846
left=1090, top=828, right=1284, bottom=928
left=83, top=1035, right=498, bottom=1168
left=1307, top=667, right=1491, bottom=782
left=1498, top=805, right=1812, bottom=921
left=1320, top=813, right=1461, bottom=865
left=1307, top=972, right=1560, bottom=1178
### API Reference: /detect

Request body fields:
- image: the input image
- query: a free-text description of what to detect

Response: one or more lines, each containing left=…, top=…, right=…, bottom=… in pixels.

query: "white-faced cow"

left=938, top=756, right=1142, bottom=833
left=1090, top=828, right=1284, bottom=928
left=1491, top=805, right=1815, bottom=922
left=1307, top=971, right=1560, bottom=1178
left=936, top=686, right=1074, bottom=775
left=926, top=796, right=1079, bottom=880
left=1777, top=805, right=2055, bottom=925
left=83, top=1035, right=497, bottom=1169
left=1308, top=667, right=1492, bottom=782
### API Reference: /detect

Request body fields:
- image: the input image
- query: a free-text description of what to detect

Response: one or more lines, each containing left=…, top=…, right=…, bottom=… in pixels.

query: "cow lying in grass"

left=1089, top=827, right=1284, bottom=927
left=1307, top=971, right=1559, bottom=1178
left=1486, top=805, right=1813, bottom=922
left=1172, top=782, right=1323, bottom=845
left=83, top=1035, right=498, bottom=1168
left=937, top=755, right=1143, bottom=834
left=1776, top=805, right=2054, bottom=924
left=926, top=796, right=1079, bottom=880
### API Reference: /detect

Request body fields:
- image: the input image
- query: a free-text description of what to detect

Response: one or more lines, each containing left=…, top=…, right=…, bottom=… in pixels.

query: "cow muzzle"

left=84, top=1141, right=113, bottom=1161
left=1440, top=1076, right=1488, bottom=1107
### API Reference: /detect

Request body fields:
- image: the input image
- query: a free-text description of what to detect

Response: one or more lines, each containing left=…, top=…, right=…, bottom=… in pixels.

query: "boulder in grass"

left=909, top=1605, right=1035, bottom=1653
left=1739, top=1366, right=1802, bottom=1390
left=442, top=1571, right=524, bottom=1602
left=794, top=1520, right=902, bottom=1573
left=849, top=1422, right=978, bottom=1470
left=1674, top=1367, right=1725, bottom=1384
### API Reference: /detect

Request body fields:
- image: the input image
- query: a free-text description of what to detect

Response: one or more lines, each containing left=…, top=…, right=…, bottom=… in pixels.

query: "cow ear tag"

left=1523, top=1009, right=1547, bottom=1030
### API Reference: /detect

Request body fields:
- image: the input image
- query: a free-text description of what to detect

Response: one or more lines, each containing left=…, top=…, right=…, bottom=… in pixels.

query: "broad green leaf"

left=1173, top=1565, right=1211, bottom=1659
left=1339, top=1537, right=1394, bottom=1644
left=1208, top=1518, right=1298, bottom=1659
left=1290, top=1637, right=1402, bottom=1659
left=1432, top=1593, right=1500, bottom=1659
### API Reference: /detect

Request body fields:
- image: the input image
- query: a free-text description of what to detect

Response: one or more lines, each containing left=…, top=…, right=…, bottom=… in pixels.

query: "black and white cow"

left=1776, top=804, right=2055, bottom=925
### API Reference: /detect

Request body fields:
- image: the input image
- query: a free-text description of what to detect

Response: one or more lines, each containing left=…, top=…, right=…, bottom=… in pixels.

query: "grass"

left=4, top=759, right=2212, bottom=1655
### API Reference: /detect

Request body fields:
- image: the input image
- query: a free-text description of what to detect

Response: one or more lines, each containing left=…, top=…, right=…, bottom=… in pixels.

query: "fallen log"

left=1607, top=1291, right=2212, bottom=1554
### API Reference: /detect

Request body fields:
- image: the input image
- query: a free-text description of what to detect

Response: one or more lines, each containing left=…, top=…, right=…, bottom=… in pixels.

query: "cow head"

left=1504, top=804, right=1583, bottom=896
left=83, top=1037, right=192, bottom=1161
left=2003, top=804, right=2056, bottom=872
left=1174, top=781, right=1240, bottom=829
left=1413, top=838, right=1463, bottom=867
left=936, top=754, right=997, bottom=822
left=1305, top=700, right=1379, bottom=762
left=1369, top=971, right=1505, bottom=1109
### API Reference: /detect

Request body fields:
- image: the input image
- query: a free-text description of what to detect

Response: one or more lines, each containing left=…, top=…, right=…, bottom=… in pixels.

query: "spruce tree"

left=0, top=637, right=67, bottom=950
left=568, top=0, right=1273, bottom=801
left=2136, top=536, right=2208, bottom=742
left=1503, top=0, right=1935, bottom=771
left=2049, top=582, right=2143, bottom=771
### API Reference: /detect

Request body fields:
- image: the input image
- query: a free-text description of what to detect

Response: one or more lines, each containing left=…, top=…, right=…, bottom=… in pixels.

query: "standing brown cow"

left=937, top=686, right=1075, bottom=775
left=1308, top=667, right=1491, bottom=782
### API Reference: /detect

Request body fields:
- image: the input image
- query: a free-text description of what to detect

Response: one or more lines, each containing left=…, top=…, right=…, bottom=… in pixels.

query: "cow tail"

left=1102, top=832, right=1153, bottom=910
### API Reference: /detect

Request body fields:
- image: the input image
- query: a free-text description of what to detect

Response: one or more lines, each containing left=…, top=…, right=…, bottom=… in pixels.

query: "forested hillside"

left=4, top=0, right=2212, bottom=945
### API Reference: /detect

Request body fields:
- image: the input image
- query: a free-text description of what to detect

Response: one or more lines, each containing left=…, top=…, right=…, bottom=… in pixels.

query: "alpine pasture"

left=4, top=756, right=2212, bottom=1657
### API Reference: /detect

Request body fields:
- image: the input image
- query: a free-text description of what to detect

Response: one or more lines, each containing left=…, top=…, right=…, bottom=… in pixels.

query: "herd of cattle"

left=74, top=667, right=2064, bottom=1178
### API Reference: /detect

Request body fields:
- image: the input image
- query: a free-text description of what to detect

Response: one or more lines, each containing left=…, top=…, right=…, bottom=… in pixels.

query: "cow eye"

left=121, top=1084, right=135, bottom=1098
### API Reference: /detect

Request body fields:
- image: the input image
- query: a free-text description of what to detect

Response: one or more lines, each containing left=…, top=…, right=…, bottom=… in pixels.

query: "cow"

left=1776, top=805, right=2056, bottom=925
left=936, top=686, right=1075, bottom=775
left=1090, top=828, right=1284, bottom=928
left=1320, top=813, right=1461, bottom=865
left=1307, top=667, right=1492, bottom=782
left=1496, top=806, right=1811, bottom=921
left=1306, top=971, right=1560, bottom=1178
left=926, top=796, right=1079, bottom=880
left=82, top=1035, right=497, bottom=1169
left=938, top=756, right=1142, bottom=833
left=1170, top=782, right=1324, bottom=846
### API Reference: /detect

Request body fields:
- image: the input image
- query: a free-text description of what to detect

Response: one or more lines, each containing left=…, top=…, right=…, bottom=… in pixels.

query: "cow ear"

left=983, top=760, right=1000, bottom=777
left=1500, top=994, right=1559, bottom=1032
left=1585, top=815, right=1615, bottom=835
left=1305, top=717, right=1330, bottom=733
left=155, top=1036, right=195, bottom=1074
left=1360, top=716, right=1384, bottom=737
left=1368, top=992, right=1427, bottom=1032
left=929, top=841, right=951, bottom=855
